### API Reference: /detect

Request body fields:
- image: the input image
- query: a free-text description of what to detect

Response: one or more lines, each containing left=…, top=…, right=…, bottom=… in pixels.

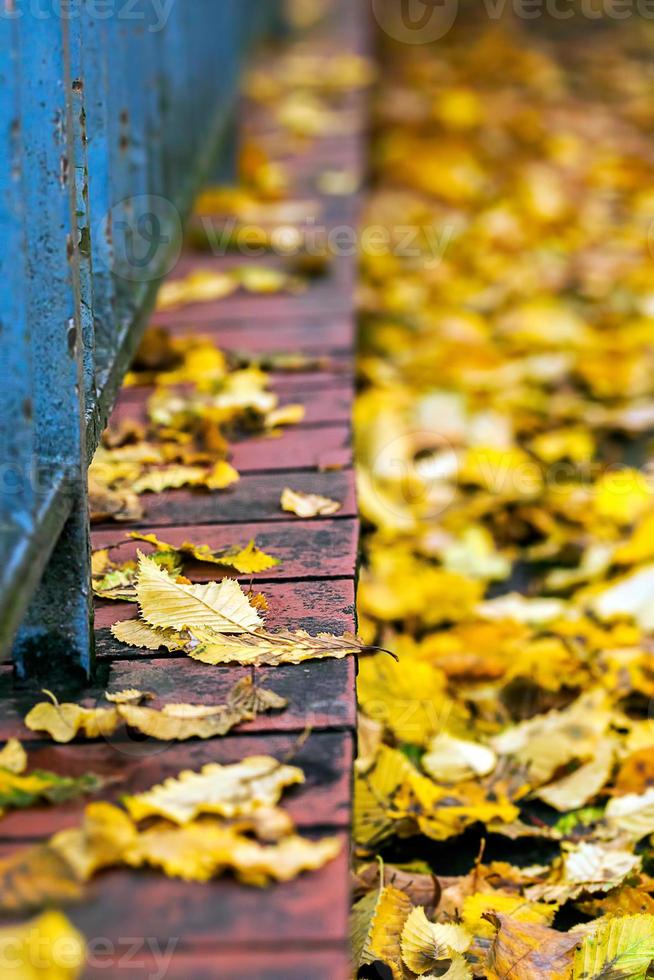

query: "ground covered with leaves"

left=353, top=10, right=654, bottom=979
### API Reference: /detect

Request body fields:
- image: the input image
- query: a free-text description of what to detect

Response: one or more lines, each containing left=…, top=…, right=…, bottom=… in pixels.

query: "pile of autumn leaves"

left=353, top=12, right=654, bottom=980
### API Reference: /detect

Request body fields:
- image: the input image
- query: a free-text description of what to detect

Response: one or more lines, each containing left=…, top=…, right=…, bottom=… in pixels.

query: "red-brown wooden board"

left=92, top=470, right=357, bottom=530
left=0, top=657, right=356, bottom=740
left=0, top=839, right=350, bottom=946
left=92, top=518, right=359, bottom=581
left=82, top=949, right=351, bottom=980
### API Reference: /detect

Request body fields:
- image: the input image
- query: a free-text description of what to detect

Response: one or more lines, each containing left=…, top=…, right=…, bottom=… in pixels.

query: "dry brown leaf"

left=0, top=844, right=85, bottom=914
left=485, top=913, right=579, bottom=980
left=88, top=477, right=142, bottom=524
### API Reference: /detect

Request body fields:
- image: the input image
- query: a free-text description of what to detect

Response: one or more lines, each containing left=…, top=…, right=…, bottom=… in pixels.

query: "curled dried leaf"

left=280, top=486, right=341, bottom=517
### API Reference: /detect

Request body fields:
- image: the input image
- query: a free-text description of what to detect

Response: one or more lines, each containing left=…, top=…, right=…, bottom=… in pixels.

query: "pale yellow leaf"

left=104, top=689, right=153, bottom=705
left=534, top=739, right=615, bottom=812
left=422, top=733, right=497, bottom=784
left=110, top=617, right=184, bottom=652
left=265, top=403, right=305, bottom=429
left=117, top=703, right=244, bottom=741
left=589, top=564, right=654, bottom=629
left=132, top=465, right=207, bottom=495
left=605, top=787, right=654, bottom=841
left=185, top=626, right=367, bottom=666
left=280, top=486, right=341, bottom=517
left=156, top=270, right=238, bottom=311
left=422, top=954, right=473, bottom=980
left=0, top=738, right=27, bottom=774
left=204, top=460, right=240, bottom=490
left=24, top=698, right=120, bottom=744
left=361, top=884, right=413, bottom=980
left=136, top=553, right=264, bottom=633
left=50, top=803, right=138, bottom=882
left=123, top=755, right=304, bottom=824
left=462, top=893, right=558, bottom=939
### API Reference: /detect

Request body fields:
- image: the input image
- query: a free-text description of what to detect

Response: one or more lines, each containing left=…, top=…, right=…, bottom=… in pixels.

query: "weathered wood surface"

left=93, top=469, right=358, bottom=529
left=0, top=2, right=367, bottom=975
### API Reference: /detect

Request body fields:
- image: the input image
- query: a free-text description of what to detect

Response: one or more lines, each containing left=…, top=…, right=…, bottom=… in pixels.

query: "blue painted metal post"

left=12, top=9, right=94, bottom=680
left=0, top=18, right=37, bottom=654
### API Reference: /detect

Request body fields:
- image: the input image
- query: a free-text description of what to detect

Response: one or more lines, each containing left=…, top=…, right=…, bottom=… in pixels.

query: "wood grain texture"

left=92, top=518, right=359, bottom=581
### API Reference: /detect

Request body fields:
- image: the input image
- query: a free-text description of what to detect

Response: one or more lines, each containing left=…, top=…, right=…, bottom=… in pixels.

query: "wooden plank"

left=64, top=841, right=350, bottom=947
left=113, top=378, right=353, bottom=426
left=0, top=731, right=353, bottom=838
left=82, top=948, right=351, bottom=980
left=228, top=424, right=352, bottom=473
left=154, top=312, right=354, bottom=350
left=0, top=656, right=356, bottom=740
left=94, top=577, right=356, bottom=633
left=91, top=518, right=359, bottom=581
left=92, top=470, right=357, bottom=529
